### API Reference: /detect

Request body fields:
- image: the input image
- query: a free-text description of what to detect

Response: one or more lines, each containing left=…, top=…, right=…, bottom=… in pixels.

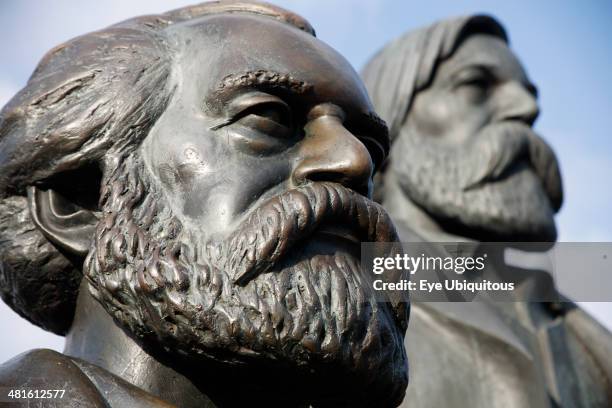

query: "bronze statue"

left=363, top=15, right=612, bottom=407
left=0, top=2, right=409, bottom=407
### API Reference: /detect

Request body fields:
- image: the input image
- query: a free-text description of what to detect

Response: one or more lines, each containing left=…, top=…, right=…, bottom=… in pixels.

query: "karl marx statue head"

left=0, top=2, right=408, bottom=406
left=362, top=15, right=563, bottom=243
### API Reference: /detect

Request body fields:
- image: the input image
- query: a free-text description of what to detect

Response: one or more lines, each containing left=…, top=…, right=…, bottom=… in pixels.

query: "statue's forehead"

left=164, top=13, right=372, bottom=114
left=166, top=14, right=338, bottom=75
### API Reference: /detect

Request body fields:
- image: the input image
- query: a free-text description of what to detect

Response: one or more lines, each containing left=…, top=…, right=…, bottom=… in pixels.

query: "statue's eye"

left=241, top=102, right=293, bottom=129
left=233, top=100, right=294, bottom=139
left=460, top=76, right=491, bottom=89
left=453, top=67, right=495, bottom=103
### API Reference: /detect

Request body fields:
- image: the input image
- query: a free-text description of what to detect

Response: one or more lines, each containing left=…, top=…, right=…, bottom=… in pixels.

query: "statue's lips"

left=303, top=225, right=363, bottom=260
left=315, top=225, right=361, bottom=245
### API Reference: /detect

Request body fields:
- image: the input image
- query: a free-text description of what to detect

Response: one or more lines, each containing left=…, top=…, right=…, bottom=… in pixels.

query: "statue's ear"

left=27, top=186, right=99, bottom=257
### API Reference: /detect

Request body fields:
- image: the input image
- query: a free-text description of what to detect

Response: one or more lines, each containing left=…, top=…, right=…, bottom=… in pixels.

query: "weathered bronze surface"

left=0, top=2, right=409, bottom=406
left=363, top=15, right=612, bottom=407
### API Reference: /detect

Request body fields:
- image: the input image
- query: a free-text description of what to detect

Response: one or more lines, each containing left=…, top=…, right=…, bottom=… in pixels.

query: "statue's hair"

left=0, top=1, right=315, bottom=335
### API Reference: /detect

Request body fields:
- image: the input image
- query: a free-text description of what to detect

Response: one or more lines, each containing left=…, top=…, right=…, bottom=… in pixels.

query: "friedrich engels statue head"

left=0, top=2, right=408, bottom=406
left=362, top=15, right=563, bottom=243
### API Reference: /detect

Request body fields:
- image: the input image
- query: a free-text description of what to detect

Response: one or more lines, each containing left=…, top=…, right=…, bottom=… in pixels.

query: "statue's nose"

left=292, top=103, right=373, bottom=197
left=496, top=81, right=540, bottom=126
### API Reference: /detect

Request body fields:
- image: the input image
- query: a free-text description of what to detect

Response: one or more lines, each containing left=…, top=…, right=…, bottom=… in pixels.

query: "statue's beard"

left=392, top=121, right=563, bottom=241
left=84, top=156, right=408, bottom=407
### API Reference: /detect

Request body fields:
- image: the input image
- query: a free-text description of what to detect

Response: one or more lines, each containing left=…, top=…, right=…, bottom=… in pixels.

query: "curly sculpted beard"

left=84, top=155, right=408, bottom=407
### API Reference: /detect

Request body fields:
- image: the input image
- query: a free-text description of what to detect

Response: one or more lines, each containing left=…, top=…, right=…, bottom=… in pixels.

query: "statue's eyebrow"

left=207, top=70, right=313, bottom=113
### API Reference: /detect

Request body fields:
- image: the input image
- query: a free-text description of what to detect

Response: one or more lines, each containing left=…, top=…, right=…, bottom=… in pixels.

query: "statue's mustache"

left=463, top=121, right=563, bottom=210
left=463, top=121, right=528, bottom=189
left=222, top=181, right=399, bottom=286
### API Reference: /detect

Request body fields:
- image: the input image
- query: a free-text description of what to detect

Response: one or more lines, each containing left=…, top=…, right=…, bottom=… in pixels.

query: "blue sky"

left=0, top=0, right=610, bottom=362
